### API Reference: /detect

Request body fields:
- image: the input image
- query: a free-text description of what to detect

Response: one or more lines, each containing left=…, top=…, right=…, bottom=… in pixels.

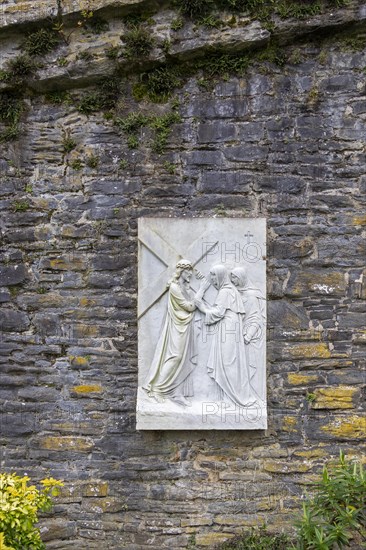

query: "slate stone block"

left=253, top=176, right=305, bottom=194
left=224, top=144, right=268, bottom=162
left=184, top=150, right=224, bottom=166
left=200, top=171, right=251, bottom=193
left=41, top=520, right=77, bottom=542
left=0, top=309, right=30, bottom=332
left=87, top=179, right=142, bottom=195
left=238, top=122, right=265, bottom=141
left=18, top=386, right=60, bottom=402
left=198, top=122, right=237, bottom=143
left=320, top=75, right=356, bottom=91
left=91, top=254, right=131, bottom=271
left=0, top=291, right=11, bottom=302
left=0, top=264, right=27, bottom=286
left=0, top=413, right=36, bottom=436
left=267, top=301, right=309, bottom=330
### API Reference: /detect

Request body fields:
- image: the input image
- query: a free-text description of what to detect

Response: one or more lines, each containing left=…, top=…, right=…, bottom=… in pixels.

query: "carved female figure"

left=230, top=266, right=266, bottom=399
left=143, top=259, right=208, bottom=406
left=195, top=264, right=256, bottom=407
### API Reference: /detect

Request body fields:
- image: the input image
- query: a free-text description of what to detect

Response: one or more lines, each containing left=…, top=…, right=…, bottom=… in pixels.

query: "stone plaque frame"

left=136, top=218, right=267, bottom=430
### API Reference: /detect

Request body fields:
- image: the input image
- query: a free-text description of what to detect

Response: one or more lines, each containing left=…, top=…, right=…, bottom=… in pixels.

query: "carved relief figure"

left=143, top=259, right=208, bottom=407
left=230, top=266, right=266, bottom=399
left=194, top=264, right=256, bottom=407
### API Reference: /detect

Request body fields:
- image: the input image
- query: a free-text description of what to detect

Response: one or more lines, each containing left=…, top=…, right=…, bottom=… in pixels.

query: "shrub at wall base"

left=0, top=474, right=63, bottom=550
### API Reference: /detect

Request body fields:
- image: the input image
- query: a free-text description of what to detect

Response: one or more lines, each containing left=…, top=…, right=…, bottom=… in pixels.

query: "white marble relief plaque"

left=136, top=218, right=267, bottom=430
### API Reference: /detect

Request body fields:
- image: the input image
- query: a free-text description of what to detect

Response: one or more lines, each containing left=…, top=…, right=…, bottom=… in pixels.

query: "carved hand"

left=194, top=297, right=207, bottom=314
left=199, top=277, right=210, bottom=293
left=195, top=269, right=205, bottom=280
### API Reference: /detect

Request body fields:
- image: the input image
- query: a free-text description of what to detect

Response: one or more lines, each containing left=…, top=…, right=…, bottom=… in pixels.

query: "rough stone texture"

left=0, top=0, right=365, bottom=548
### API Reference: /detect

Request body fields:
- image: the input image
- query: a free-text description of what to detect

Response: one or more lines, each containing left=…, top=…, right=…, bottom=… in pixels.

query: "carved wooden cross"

left=138, top=222, right=218, bottom=319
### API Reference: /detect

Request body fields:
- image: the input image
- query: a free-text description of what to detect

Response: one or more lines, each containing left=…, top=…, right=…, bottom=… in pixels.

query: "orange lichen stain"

left=83, top=482, right=109, bottom=497
left=287, top=373, right=318, bottom=385
left=49, top=258, right=85, bottom=270
left=282, top=416, right=298, bottom=433
left=196, top=532, right=234, bottom=546
left=37, top=294, right=65, bottom=307
left=69, top=356, right=89, bottom=367
left=321, top=415, right=365, bottom=439
left=287, top=343, right=331, bottom=359
left=33, top=198, right=50, bottom=210
left=181, top=518, right=213, bottom=527
left=263, top=461, right=311, bottom=474
left=352, top=214, right=366, bottom=226
left=74, top=324, right=99, bottom=337
left=312, top=386, right=358, bottom=409
left=214, top=516, right=256, bottom=526
left=53, top=422, right=90, bottom=431
left=79, top=297, right=96, bottom=307
left=295, top=449, right=327, bottom=459
left=40, top=436, right=94, bottom=451
left=72, top=385, right=103, bottom=394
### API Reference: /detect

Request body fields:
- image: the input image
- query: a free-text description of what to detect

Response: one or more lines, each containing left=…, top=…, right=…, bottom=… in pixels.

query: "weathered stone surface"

left=41, top=519, right=77, bottom=542
left=0, top=309, right=30, bottom=332
left=0, top=1, right=365, bottom=548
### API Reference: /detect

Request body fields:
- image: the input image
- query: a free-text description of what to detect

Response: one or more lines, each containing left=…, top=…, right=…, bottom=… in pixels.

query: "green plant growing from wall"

left=163, top=161, right=177, bottom=174
left=123, top=27, right=154, bottom=59
left=198, top=14, right=223, bottom=27
left=77, top=50, right=94, bottom=62
left=61, top=129, right=77, bottom=154
left=177, top=0, right=215, bottom=18
left=0, top=92, right=23, bottom=143
left=306, top=392, right=316, bottom=402
left=0, top=473, right=64, bottom=550
left=173, top=0, right=350, bottom=27
left=122, top=10, right=155, bottom=28
left=77, top=77, right=121, bottom=114
left=275, top=0, right=322, bottom=19
left=12, top=200, right=30, bottom=212
left=150, top=111, right=182, bottom=153
left=77, top=91, right=104, bottom=114
left=171, top=16, right=184, bottom=30
left=57, top=56, right=69, bottom=66
left=106, top=46, right=120, bottom=59
left=22, top=27, right=61, bottom=57
left=161, top=38, right=172, bottom=54
left=118, top=110, right=149, bottom=148
left=295, top=451, right=366, bottom=549
left=70, top=158, right=83, bottom=170
left=1, top=55, right=37, bottom=85
left=133, top=66, right=181, bottom=102
left=86, top=154, right=99, bottom=168
left=85, top=15, right=109, bottom=34
left=115, top=107, right=181, bottom=152
left=307, top=85, right=320, bottom=108
left=45, top=91, right=72, bottom=105
left=147, top=67, right=181, bottom=101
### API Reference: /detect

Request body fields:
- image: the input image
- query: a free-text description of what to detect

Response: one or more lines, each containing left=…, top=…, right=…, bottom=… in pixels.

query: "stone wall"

left=0, top=1, right=365, bottom=548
